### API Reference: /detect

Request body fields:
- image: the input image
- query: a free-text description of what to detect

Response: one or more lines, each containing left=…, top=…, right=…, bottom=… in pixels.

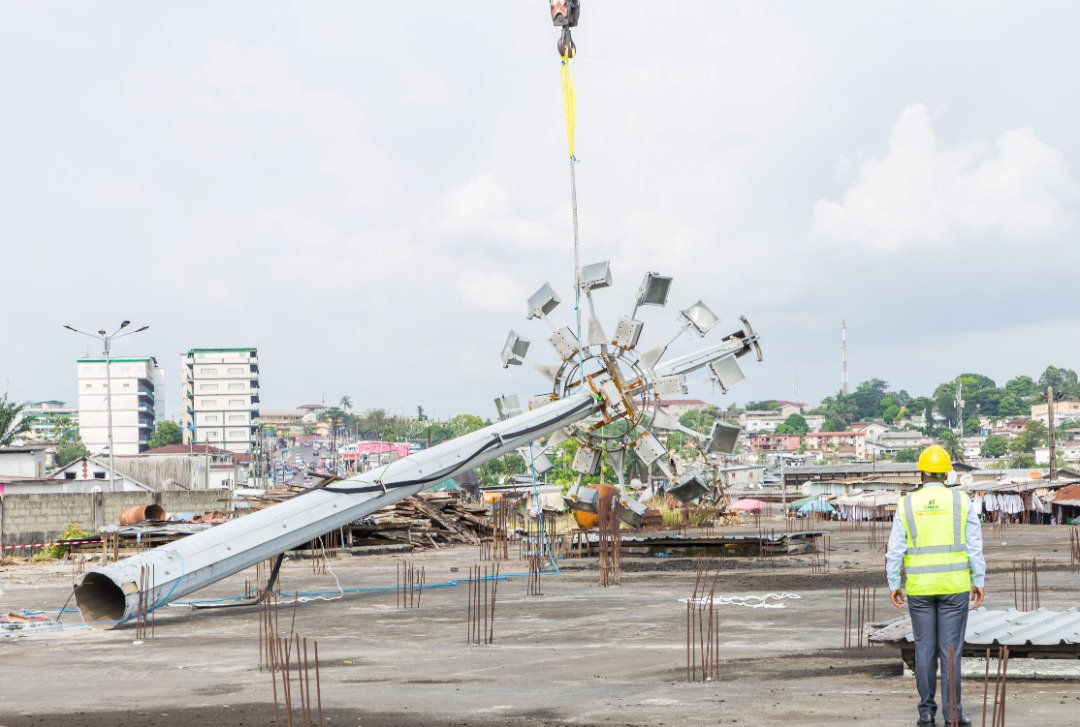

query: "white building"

left=181, top=348, right=260, bottom=453
left=77, top=356, right=161, bottom=456
left=1036, top=441, right=1080, bottom=465
left=22, top=400, right=78, bottom=442
left=864, top=430, right=931, bottom=459
left=0, top=446, right=48, bottom=478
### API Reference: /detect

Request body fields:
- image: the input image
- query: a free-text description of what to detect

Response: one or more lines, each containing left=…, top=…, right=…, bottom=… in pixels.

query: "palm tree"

left=937, top=429, right=964, bottom=462
left=0, top=394, right=31, bottom=446
left=339, top=394, right=352, bottom=411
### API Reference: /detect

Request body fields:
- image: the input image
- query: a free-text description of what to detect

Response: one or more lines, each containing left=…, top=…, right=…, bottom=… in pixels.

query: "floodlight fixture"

left=653, top=374, right=687, bottom=398
left=571, top=445, right=601, bottom=475
left=679, top=300, right=719, bottom=337
left=632, top=431, right=666, bottom=466
left=636, top=272, right=673, bottom=308
left=618, top=495, right=647, bottom=529
left=613, top=316, right=643, bottom=349
left=707, top=355, right=746, bottom=393
left=500, top=330, right=530, bottom=368
left=564, top=481, right=599, bottom=513
left=120, top=320, right=130, bottom=328
left=135, top=325, right=149, bottom=333
left=527, top=282, right=561, bottom=320
left=528, top=394, right=554, bottom=411
left=494, top=394, right=522, bottom=421
left=548, top=327, right=580, bottom=361
left=579, top=260, right=613, bottom=291
left=531, top=452, right=554, bottom=475
left=667, top=472, right=710, bottom=504
left=98, top=329, right=107, bottom=336
left=705, top=420, right=741, bottom=455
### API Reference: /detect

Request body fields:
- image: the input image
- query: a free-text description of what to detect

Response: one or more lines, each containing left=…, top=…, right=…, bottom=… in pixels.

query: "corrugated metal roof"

left=871, top=607, right=1080, bottom=648
left=1051, top=484, right=1080, bottom=507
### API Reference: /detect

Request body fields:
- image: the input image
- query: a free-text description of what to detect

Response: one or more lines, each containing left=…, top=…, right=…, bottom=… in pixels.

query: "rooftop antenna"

left=841, top=319, right=849, bottom=394
left=793, top=371, right=799, bottom=404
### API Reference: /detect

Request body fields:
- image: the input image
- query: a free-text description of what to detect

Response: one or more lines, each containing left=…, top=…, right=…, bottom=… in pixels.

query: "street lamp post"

left=63, top=321, right=150, bottom=493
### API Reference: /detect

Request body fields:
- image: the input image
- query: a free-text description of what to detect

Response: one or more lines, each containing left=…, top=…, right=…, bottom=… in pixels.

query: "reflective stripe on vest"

left=899, top=486, right=971, bottom=595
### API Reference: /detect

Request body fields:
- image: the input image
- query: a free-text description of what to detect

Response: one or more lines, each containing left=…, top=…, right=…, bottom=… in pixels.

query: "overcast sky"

left=3, top=1, right=1079, bottom=421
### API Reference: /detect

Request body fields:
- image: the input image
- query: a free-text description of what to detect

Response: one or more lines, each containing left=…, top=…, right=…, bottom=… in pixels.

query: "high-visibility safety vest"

left=898, top=486, right=972, bottom=595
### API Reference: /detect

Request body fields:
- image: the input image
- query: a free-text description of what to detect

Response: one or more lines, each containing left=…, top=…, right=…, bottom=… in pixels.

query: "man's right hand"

left=971, top=586, right=985, bottom=608
left=890, top=589, right=905, bottom=608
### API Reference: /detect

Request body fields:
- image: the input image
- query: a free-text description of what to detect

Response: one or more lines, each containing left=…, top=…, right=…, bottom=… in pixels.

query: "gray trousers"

left=908, top=592, right=969, bottom=721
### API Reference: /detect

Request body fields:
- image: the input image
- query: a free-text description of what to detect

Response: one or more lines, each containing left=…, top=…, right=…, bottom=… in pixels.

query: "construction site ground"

left=2, top=521, right=1079, bottom=727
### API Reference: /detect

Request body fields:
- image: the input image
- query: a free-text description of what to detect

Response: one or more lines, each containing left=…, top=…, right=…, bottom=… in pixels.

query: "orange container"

left=482, top=491, right=503, bottom=505
left=572, top=483, right=618, bottom=529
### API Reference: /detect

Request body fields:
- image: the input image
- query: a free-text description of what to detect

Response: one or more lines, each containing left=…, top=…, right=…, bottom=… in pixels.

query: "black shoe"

left=941, top=717, right=971, bottom=727
left=916, top=717, right=935, bottom=727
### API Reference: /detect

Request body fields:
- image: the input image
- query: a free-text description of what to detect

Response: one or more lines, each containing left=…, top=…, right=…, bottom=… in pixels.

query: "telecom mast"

left=841, top=319, right=849, bottom=394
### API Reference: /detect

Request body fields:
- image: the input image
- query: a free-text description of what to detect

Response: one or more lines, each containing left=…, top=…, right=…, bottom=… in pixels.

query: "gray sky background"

left=3, top=1, right=1079, bottom=421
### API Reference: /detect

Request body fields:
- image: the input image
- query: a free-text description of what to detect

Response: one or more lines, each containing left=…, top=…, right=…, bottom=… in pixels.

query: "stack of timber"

left=234, top=481, right=492, bottom=551
left=346, top=491, right=489, bottom=551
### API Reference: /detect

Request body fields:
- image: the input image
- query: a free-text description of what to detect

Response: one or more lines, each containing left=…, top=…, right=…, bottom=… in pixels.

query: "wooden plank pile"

left=346, top=491, right=491, bottom=550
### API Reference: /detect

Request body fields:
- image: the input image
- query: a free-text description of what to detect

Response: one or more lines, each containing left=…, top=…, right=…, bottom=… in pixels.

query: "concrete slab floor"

left=1, top=522, right=1079, bottom=726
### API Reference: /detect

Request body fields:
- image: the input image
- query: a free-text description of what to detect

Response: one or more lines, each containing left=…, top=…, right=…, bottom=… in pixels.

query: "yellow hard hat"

left=916, top=444, right=953, bottom=474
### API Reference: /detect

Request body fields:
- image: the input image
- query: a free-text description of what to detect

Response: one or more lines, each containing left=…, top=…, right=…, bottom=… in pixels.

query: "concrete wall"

left=0, top=490, right=231, bottom=547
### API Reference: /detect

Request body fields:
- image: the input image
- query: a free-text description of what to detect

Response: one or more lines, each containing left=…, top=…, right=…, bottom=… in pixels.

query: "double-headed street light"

left=62, top=321, right=150, bottom=493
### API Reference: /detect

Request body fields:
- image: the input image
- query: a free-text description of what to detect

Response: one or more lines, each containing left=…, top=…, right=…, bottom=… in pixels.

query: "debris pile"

left=348, top=492, right=489, bottom=550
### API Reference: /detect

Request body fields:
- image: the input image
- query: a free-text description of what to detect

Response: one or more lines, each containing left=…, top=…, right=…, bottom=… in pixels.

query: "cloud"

left=435, top=173, right=558, bottom=251
left=454, top=269, right=526, bottom=314
left=811, top=104, right=1080, bottom=251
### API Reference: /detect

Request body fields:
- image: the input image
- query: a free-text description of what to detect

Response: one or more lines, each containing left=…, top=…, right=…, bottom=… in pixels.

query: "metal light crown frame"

left=497, top=263, right=764, bottom=510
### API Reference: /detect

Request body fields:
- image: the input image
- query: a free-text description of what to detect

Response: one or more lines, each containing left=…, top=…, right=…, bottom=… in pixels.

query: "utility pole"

left=63, top=321, right=150, bottom=493
left=955, top=378, right=964, bottom=436
left=840, top=319, right=848, bottom=394
left=1048, top=387, right=1057, bottom=482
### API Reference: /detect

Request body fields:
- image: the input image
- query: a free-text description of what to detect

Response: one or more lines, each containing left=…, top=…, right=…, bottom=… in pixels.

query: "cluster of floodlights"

left=496, top=262, right=762, bottom=527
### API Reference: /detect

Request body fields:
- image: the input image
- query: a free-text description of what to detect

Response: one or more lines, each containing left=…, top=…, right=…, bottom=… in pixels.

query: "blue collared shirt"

left=886, top=483, right=985, bottom=591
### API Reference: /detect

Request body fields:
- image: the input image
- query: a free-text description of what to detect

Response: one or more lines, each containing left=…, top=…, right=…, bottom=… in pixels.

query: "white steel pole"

left=104, top=336, right=117, bottom=493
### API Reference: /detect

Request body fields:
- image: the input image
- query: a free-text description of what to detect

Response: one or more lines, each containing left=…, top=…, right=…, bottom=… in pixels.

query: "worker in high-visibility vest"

left=887, top=444, right=986, bottom=727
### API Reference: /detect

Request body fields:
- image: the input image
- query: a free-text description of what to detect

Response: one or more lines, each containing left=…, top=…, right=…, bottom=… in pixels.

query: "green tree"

left=821, top=417, right=848, bottom=432
left=774, top=413, right=809, bottom=435
left=999, top=375, right=1040, bottom=416
left=852, top=378, right=890, bottom=420
left=339, top=395, right=353, bottom=411
left=934, top=373, right=1000, bottom=424
left=906, top=396, right=935, bottom=433
left=0, top=394, right=31, bottom=446
left=1008, top=420, right=1048, bottom=453
left=55, top=438, right=91, bottom=467
left=679, top=406, right=722, bottom=435
left=895, top=447, right=919, bottom=463
left=818, top=391, right=857, bottom=428
left=147, top=420, right=183, bottom=449
left=745, top=400, right=780, bottom=411
left=963, top=417, right=982, bottom=436
left=935, top=429, right=963, bottom=462
left=447, top=414, right=486, bottom=438
left=980, top=435, right=1008, bottom=458
left=1037, top=366, right=1080, bottom=401
left=49, top=414, right=79, bottom=444
left=1009, top=453, right=1036, bottom=469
